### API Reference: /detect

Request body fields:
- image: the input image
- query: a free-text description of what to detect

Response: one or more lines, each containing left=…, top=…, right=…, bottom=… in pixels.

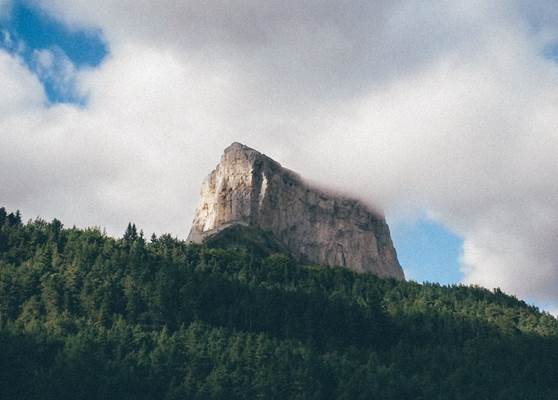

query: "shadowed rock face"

left=188, top=142, right=405, bottom=279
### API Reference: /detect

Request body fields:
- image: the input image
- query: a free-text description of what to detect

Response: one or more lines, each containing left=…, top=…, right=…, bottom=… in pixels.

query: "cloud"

left=0, top=50, right=45, bottom=112
left=2, top=1, right=558, bottom=307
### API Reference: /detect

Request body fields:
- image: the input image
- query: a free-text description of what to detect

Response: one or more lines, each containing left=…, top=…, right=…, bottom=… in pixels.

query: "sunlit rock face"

left=188, top=142, right=404, bottom=279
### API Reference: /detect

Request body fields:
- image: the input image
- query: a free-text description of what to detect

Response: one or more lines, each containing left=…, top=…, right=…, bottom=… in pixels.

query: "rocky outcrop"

left=187, top=142, right=404, bottom=279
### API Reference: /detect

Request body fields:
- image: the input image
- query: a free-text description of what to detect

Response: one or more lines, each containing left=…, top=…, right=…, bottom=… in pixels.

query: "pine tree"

left=123, top=223, right=138, bottom=242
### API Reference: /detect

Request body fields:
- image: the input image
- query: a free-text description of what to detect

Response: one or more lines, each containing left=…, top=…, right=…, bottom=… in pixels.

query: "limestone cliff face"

left=187, top=142, right=404, bottom=279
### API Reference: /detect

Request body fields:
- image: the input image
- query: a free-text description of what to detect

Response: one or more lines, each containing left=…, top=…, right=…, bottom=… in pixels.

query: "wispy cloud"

left=31, top=47, right=80, bottom=103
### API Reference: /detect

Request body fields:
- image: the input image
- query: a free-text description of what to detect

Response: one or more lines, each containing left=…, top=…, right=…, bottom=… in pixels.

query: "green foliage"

left=203, top=224, right=291, bottom=259
left=1, top=206, right=557, bottom=399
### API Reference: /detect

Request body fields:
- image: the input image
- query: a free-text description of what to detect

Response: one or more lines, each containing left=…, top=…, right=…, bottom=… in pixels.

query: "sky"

left=1, top=1, right=557, bottom=312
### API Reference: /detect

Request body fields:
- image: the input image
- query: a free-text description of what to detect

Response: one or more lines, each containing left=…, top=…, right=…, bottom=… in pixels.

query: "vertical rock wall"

left=188, top=142, right=404, bottom=279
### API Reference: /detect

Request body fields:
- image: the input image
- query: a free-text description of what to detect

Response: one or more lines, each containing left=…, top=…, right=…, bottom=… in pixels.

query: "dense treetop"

left=1, top=207, right=557, bottom=399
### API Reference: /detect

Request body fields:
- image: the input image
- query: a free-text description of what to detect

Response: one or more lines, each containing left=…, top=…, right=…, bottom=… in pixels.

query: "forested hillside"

left=1, top=207, right=557, bottom=399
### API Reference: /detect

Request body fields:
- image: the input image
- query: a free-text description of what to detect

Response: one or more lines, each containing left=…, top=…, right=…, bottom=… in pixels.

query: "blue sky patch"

left=0, top=1, right=108, bottom=104
left=391, top=218, right=464, bottom=285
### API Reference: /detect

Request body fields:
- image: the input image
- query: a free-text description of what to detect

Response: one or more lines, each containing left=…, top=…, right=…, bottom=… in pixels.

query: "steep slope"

left=188, top=142, right=404, bottom=279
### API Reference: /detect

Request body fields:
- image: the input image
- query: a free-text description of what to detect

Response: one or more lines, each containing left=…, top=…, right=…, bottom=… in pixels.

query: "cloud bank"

left=2, top=1, right=558, bottom=307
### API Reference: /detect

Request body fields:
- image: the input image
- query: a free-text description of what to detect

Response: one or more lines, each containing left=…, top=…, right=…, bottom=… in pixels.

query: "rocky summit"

left=187, top=142, right=404, bottom=279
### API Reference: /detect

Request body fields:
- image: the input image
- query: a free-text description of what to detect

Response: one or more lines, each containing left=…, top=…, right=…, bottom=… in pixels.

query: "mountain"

left=188, top=142, right=404, bottom=279
left=1, top=208, right=558, bottom=399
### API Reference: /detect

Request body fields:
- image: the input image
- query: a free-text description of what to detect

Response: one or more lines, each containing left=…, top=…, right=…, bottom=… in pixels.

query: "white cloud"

left=2, top=1, right=558, bottom=308
left=0, top=51, right=45, bottom=112
left=300, top=29, right=558, bottom=304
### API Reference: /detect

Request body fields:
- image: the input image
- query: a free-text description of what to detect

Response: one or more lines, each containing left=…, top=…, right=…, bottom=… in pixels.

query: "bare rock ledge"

left=187, top=142, right=405, bottom=280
